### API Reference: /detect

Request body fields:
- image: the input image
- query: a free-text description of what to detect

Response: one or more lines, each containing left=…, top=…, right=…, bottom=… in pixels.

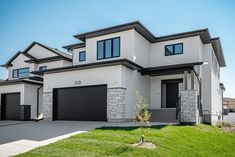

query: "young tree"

left=134, top=92, right=151, bottom=144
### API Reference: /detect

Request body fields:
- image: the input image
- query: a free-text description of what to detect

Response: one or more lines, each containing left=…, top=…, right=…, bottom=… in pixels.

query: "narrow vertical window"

left=79, top=51, right=86, bottom=61
left=97, top=41, right=104, bottom=59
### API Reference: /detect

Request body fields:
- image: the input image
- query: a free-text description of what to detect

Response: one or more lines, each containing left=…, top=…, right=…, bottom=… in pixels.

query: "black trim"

left=97, top=37, right=120, bottom=60
left=165, top=43, right=183, bottom=56
left=31, top=59, right=142, bottom=75
left=62, top=43, right=85, bottom=50
left=0, top=78, right=43, bottom=86
left=140, top=62, right=203, bottom=76
left=25, top=56, right=72, bottom=63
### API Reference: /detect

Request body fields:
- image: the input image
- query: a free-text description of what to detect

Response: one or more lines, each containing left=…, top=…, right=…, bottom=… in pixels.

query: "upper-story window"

left=165, top=43, right=183, bottom=56
left=79, top=51, right=86, bottom=62
left=39, top=66, right=47, bottom=71
left=12, top=67, right=30, bottom=78
left=97, top=37, right=120, bottom=60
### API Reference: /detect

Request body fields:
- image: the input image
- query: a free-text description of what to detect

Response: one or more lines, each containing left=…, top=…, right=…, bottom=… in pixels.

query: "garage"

left=53, top=85, right=107, bottom=121
left=1, top=93, right=20, bottom=120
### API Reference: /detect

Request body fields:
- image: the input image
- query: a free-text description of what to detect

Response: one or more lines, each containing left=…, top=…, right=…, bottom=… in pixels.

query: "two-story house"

left=0, top=21, right=226, bottom=125
left=0, top=41, right=72, bottom=120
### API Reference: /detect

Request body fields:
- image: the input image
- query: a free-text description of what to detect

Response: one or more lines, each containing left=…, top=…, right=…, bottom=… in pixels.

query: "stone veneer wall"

left=43, top=92, right=53, bottom=120
left=180, top=90, right=199, bottom=124
left=107, top=88, right=127, bottom=122
left=42, top=88, right=128, bottom=122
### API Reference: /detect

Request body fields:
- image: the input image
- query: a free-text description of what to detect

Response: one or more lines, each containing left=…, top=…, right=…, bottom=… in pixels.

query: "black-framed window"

left=165, top=43, right=183, bottom=56
left=79, top=51, right=86, bottom=61
left=97, top=37, right=120, bottom=60
left=12, top=67, right=30, bottom=78
left=39, top=66, right=47, bottom=71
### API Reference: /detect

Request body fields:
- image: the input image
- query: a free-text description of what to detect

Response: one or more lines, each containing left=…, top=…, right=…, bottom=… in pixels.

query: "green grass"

left=16, top=124, right=235, bottom=157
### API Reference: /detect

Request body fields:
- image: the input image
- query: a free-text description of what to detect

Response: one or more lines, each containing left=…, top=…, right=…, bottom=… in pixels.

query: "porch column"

left=180, top=90, right=199, bottom=125
left=191, top=70, right=194, bottom=90
left=184, top=71, right=188, bottom=90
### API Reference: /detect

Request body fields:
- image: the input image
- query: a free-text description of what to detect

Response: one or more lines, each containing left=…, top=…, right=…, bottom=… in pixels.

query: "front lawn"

left=16, top=124, right=235, bottom=157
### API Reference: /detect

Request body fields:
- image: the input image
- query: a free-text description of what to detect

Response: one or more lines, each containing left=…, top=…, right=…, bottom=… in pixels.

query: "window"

left=39, top=66, right=47, bottom=71
left=97, top=37, right=120, bottom=60
left=165, top=43, right=183, bottom=56
left=12, top=67, right=30, bottom=78
left=79, top=51, right=86, bottom=61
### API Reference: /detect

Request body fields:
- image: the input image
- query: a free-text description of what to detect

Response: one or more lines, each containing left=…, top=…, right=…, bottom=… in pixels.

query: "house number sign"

left=75, top=80, right=81, bottom=85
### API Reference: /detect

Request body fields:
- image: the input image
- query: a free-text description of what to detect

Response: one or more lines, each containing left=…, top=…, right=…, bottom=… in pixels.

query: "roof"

left=73, top=21, right=156, bottom=42
left=140, top=62, right=203, bottom=76
left=0, top=77, right=43, bottom=86
left=31, top=59, right=143, bottom=75
left=2, top=41, right=72, bottom=67
left=25, top=41, right=72, bottom=59
left=211, top=38, right=226, bottom=67
left=62, top=43, right=85, bottom=51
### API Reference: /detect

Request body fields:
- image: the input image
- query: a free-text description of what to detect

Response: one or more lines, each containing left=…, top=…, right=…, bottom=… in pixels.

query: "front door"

left=161, top=79, right=183, bottom=108
left=166, top=83, right=178, bottom=108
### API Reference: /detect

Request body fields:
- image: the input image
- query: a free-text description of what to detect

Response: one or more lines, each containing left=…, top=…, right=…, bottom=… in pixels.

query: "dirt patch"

left=222, top=125, right=235, bottom=132
left=130, top=142, right=156, bottom=149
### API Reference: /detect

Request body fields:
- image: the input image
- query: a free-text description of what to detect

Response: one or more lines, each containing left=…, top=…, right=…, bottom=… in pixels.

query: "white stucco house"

left=0, top=21, right=226, bottom=124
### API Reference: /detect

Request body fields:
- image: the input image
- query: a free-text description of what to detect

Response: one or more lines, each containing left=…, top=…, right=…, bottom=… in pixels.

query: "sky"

left=0, top=0, right=234, bottom=98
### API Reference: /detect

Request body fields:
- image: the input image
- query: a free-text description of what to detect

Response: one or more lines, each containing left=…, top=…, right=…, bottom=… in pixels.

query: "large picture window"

left=165, top=43, right=183, bottom=56
left=12, top=67, right=30, bottom=78
left=97, top=37, right=120, bottom=60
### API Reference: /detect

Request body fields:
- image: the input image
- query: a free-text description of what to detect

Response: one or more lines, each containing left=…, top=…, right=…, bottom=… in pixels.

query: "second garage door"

left=53, top=85, right=107, bottom=121
left=1, top=93, right=20, bottom=120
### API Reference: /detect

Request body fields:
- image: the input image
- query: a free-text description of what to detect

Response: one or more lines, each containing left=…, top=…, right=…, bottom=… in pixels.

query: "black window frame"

left=39, top=66, right=47, bottom=71
left=12, top=67, right=30, bottom=78
left=97, top=37, right=120, bottom=60
left=165, top=43, right=183, bottom=56
left=79, top=51, right=86, bottom=62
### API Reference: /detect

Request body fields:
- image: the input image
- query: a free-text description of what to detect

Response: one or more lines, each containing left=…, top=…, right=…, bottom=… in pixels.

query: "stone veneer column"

left=180, top=90, right=199, bottom=125
left=43, top=92, right=53, bottom=120
left=107, top=88, right=127, bottom=122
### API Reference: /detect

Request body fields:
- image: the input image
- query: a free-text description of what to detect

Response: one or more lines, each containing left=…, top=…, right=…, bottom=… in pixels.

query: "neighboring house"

left=223, top=97, right=235, bottom=112
left=0, top=21, right=226, bottom=125
left=0, top=41, right=72, bottom=120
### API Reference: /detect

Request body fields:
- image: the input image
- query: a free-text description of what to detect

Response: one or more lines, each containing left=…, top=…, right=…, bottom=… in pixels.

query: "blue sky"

left=0, top=0, right=234, bottom=97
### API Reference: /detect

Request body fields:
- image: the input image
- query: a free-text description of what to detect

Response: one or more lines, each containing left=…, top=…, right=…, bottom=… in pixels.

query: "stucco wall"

left=0, top=83, right=41, bottom=119
left=150, top=36, right=203, bottom=67
left=72, top=30, right=135, bottom=65
left=27, top=44, right=57, bottom=59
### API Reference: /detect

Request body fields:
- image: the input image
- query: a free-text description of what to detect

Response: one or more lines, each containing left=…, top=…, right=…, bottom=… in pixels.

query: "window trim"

left=97, top=37, right=120, bottom=60
left=12, top=67, right=30, bottom=78
left=165, top=43, right=183, bottom=56
left=39, top=66, right=47, bottom=71
left=79, top=51, right=86, bottom=62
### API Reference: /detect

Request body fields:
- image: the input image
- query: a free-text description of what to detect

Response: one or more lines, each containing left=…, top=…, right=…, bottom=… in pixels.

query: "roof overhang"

left=73, top=21, right=156, bottom=43
left=31, top=59, right=143, bottom=75
left=0, top=77, right=43, bottom=86
left=25, top=56, right=72, bottom=63
left=140, top=62, right=203, bottom=76
left=62, top=43, right=85, bottom=51
left=211, top=38, right=226, bottom=67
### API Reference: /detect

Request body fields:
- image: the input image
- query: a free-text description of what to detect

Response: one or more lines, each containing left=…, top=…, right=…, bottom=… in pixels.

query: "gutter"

left=36, top=85, right=43, bottom=121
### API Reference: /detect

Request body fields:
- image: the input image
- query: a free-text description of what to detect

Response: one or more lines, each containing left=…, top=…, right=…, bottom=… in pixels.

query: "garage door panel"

left=1, top=93, right=20, bottom=120
left=54, top=85, right=107, bottom=121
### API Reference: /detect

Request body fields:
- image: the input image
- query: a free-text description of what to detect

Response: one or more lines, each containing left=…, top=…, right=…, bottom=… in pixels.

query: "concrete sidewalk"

left=0, top=130, right=85, bottom=157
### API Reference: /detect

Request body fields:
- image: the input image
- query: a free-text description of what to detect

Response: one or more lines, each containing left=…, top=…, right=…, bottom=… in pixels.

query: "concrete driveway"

left=0, top=121, right=105, bottom=157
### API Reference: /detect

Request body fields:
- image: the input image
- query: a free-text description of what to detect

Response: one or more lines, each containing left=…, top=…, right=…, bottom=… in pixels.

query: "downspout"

left=37, top=85, right=43, bottom=119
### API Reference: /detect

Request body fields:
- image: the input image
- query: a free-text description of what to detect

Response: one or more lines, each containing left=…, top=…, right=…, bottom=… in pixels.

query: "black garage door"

left=1, top=93, right=20, bottom=120
left=53, top=85, right=107, bottom=121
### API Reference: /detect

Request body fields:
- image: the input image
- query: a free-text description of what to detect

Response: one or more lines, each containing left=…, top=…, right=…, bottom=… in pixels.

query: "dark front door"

left=166, top=83, right=179, bottom=108
left=53, top=85, right=107, bottom=121
left=1, top=93, right=20, bottom=120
